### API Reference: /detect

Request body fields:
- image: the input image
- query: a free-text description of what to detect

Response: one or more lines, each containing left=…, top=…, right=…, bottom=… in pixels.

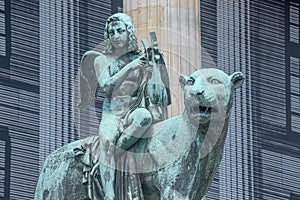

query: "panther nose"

left=196, top=90, right=204, bottom=97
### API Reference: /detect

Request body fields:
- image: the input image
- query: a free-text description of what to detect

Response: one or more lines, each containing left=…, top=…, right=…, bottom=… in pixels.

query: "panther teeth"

left=205, top=107, right=209, bottom=113
left=191, top=105, right=212, bottom=116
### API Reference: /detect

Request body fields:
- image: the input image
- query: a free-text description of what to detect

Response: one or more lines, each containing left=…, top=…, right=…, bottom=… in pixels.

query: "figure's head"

left=104, top=13, right=139, bottom=54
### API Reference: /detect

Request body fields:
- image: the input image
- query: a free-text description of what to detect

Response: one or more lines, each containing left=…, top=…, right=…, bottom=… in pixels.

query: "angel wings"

left=77, top=51, right=103, bottom=110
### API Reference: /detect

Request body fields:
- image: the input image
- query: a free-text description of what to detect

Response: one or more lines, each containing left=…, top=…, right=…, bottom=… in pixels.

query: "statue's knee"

left=139, top=115, right=152, bottom=127
left=130, top=108, right=152, bottom=127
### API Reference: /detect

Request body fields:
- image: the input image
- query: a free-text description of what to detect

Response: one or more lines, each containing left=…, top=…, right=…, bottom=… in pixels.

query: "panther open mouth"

left=190, top=105, right=213, bottom=117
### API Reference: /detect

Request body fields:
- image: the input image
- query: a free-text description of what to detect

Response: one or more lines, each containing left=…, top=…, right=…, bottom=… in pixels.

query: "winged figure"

left=77, top=13, right=170, bottom=200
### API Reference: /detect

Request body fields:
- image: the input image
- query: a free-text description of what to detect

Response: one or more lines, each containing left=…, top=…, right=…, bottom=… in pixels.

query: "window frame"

left=0, top=0, right=10, bottom=69
left=0, top=126, right=10, bottom=200
left=286, top=0, right=300, bottom=139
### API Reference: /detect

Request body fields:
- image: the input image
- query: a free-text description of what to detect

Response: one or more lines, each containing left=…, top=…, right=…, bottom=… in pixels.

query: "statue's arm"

left=94, top=55, right=119, bottom=96
left=96, top=56, right=144, bottom=96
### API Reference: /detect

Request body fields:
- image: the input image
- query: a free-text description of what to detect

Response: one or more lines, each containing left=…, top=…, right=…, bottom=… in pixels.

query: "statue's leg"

left=98, top=112, right=119, bottom=200
left=99, top=160, right=115, bottom=200
left=116, top=108, right=152, bottom=151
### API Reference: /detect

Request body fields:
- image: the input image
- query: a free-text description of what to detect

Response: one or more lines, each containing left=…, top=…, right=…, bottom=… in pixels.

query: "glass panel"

left=0, top=171, right=4, bottom=197
left=290, top=57, right=299, bottom=75
left=290, top=24, right=299, bottom=43
left=290, top=4, right=299, bottom=25
left=291, top=114, right=300, bottom=132
left=291, top=95, right=300, bottom=113
left=0, top=140, right=4, bottom=198
left=0, top=0, right=4, bottom=11
left=0, top=36, right=5, bottom=56
left=0, top=13, right=5, bottom=35
left=0, top=141, right=4, bottom=168
left=290, top=75, right=300, bottom=94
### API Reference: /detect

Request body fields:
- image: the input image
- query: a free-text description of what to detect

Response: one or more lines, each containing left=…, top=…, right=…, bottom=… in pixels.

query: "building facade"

left=201, top=0, right=300, bottom=199
left=0, top=0, right=120, bottom=199
left=251, top=0, right=300, bottom=199
left=0, top=0, right=40, bottom=199
left=1, top=0, right=300, bottom=199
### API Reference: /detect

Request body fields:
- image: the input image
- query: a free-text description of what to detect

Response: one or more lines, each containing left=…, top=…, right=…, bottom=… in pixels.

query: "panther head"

left=179, top=68, right=245, bottom=125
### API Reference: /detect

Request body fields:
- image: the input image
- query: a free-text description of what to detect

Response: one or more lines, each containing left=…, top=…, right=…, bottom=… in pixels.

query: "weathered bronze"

left=77, top=13, right=170, bottom=200
left=34, top=13, right=245, bottom=200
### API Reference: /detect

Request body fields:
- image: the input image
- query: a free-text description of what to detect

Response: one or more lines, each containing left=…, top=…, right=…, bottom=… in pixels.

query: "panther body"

left=34, top=68, right=244, bottom=200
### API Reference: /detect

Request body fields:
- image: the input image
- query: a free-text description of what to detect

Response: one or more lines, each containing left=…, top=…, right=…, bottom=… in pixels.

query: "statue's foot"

left=104, top=197, right=115, bottom=200
left=104, top=185, right=115, bottom=200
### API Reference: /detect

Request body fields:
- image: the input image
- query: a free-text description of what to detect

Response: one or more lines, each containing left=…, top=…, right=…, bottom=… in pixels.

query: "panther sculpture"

left=34, top=68, right=245, bottom=200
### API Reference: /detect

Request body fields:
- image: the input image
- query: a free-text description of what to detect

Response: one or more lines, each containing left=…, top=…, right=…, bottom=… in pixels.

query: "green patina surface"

left=35, top=68, right=245, bottom=200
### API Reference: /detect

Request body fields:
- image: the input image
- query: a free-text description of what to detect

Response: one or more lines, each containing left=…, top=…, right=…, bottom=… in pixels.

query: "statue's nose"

left=192, top=89, right=204, bottom=99
left=196, top=90, right=204, bottom=97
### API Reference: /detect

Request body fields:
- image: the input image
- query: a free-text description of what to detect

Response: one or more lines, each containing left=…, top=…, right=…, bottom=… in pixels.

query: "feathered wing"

left=78, top=51, right=103, bottom=110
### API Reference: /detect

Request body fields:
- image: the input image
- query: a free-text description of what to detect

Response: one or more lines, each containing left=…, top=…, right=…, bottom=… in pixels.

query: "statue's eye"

left=117, top=28, right=126, bottom=34
left=187, top=79, right=194, bottom=85
left=210, top=79, right=221, bottom=84
left=109, top=31, right=114, bottom=36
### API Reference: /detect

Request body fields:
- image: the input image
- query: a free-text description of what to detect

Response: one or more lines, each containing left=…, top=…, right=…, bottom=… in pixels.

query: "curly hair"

left=103, top=13, right=140, bottom=55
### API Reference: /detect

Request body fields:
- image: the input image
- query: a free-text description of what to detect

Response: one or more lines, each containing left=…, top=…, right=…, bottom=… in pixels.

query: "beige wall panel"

left=124, top=0, right=201, bottom=117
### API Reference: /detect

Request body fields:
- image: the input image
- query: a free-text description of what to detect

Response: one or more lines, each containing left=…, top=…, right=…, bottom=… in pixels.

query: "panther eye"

left=186, top=79, right=194, bottom=85
left=210, top=78, right=221, bottom=84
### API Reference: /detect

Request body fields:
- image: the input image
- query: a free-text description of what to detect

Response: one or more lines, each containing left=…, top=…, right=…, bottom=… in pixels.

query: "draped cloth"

left=115, top=150, right=144, bottom=200
left=74, top=136, right=144, bottom=200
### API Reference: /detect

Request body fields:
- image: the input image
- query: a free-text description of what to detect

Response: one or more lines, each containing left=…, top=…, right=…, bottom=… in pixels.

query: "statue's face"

left=180, top=69, right=232, bottom=125
left=107, top=21, right=128, bottom=50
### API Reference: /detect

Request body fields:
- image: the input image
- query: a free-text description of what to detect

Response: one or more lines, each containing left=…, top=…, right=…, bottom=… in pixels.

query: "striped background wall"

left=201, top=0, right=253, bottom=199
left=251, top=0, right=300, bottom=199
left=0, top=126, right=9, bottom=200
left=0, top=0, right=117, bottom=199
left=201, top=0, right=300, bottom=199
left=1, top=0, right=300, bottom=199
left=0, top=1, right=39, bottom=199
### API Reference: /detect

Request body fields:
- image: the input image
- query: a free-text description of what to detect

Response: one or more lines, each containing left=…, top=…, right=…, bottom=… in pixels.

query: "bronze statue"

left=78, top=13, right=170, bottom=200
left=34, top=13, right=245, bottom=200
left=35, top=68, right=245, bottom=200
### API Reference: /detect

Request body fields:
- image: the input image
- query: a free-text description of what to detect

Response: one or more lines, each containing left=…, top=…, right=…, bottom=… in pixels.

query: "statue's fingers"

left=143, top=59, right=148, bottom=63
left=139, top=60, right=148, bottom=67
left=145, top=66, right=153, bottom=72
left=139, top=54, right=147, bottom=60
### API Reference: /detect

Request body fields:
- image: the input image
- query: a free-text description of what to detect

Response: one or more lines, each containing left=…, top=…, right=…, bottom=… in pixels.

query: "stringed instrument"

left=142, top=32, right=170, bottom=121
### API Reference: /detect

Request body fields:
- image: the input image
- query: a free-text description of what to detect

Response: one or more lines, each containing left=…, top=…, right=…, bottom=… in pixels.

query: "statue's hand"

left=144, top=63, right=153, bottom=73
left=129, top=55, right=147, bottom=70
left=135, top=53, right=153, bottom=73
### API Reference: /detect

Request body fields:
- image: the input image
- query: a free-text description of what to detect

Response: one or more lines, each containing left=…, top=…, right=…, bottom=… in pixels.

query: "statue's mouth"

left=190, top=105, right=213, bottom=117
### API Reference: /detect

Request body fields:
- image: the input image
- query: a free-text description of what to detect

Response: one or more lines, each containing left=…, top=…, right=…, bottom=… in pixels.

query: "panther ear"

left=179, top=74, right=188, bottom=90
left=230, top=72, right=245, bottom=90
